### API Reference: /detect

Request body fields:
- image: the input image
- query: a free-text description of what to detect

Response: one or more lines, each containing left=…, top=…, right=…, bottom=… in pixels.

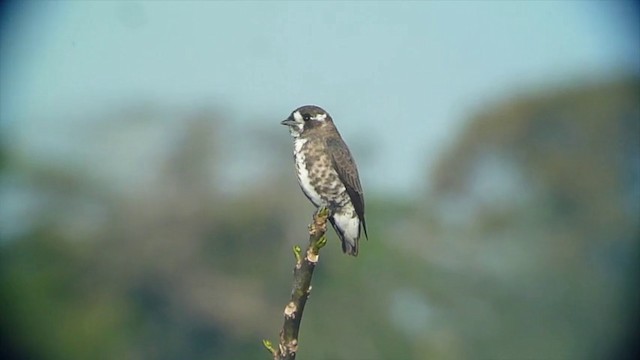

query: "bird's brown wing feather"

left=326, top=136, right=368, bottom=239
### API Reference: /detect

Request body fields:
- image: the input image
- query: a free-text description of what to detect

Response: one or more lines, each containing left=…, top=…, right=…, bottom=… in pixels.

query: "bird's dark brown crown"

left=293, top=105, right=332, bottom=122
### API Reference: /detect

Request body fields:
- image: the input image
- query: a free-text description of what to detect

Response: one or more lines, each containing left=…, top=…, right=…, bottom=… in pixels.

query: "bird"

left=281, top=105, right=368, bottom=256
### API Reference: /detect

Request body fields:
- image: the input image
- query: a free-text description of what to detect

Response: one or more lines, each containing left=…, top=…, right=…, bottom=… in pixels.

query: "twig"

left=263, top=207, right=330, bottom=360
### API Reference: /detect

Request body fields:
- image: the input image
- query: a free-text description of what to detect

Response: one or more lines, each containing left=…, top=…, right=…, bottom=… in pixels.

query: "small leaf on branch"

left=262, top=339, right=276, bottom=355
left=293, top=245, right=302, bottom=264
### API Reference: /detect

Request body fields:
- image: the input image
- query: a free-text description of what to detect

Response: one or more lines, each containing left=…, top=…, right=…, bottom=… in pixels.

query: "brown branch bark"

left=263, top=208, right=329, bottom=360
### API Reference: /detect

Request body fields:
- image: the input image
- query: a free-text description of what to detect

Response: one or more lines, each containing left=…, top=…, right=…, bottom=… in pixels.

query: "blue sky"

left=1, top=1, right=638, bottom=196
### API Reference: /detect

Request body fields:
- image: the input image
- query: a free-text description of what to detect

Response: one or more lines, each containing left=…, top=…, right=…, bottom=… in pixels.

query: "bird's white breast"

left=294, top=138, right=324, bottom=207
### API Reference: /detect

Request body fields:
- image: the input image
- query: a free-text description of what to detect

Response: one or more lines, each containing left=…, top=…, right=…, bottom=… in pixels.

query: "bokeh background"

left=1, top=1, right=638, bottom=359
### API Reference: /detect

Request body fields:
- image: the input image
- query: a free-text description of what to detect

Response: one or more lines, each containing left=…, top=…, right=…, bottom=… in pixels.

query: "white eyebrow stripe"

left=315, top=113, right=327, bottom=121
left=293, top=111, right=303, bottom=122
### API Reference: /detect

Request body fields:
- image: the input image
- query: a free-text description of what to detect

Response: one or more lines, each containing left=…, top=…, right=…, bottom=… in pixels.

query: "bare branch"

left=263, top=207, right=330, bottom=360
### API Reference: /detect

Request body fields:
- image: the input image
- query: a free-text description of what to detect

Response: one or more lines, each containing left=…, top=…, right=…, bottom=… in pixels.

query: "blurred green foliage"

left=1, top=76, right=638, bottom=359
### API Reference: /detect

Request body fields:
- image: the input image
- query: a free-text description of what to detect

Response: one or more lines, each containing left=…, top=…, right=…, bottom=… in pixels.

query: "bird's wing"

left=326, top=136, right=368, bottom=239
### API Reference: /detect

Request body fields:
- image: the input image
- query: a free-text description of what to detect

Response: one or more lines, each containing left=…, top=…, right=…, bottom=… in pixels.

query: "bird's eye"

left=302, top=114, right=311, bottom=121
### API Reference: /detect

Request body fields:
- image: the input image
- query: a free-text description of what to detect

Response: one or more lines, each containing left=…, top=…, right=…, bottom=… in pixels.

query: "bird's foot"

left=315, top=206, right=331, bottom=218
left=310, top=207, right=330, bottom=234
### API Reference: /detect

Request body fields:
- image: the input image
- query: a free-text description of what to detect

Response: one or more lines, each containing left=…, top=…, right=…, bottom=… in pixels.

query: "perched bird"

left=281, top=105, right=368, bottom=256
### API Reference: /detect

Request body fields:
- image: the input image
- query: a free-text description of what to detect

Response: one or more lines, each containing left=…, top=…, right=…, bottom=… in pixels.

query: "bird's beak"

left=281, top=118, right=296, bottom=126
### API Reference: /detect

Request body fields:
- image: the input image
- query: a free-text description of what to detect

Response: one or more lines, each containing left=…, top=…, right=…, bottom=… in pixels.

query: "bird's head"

left=281, top=105, right=333, bottom=138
